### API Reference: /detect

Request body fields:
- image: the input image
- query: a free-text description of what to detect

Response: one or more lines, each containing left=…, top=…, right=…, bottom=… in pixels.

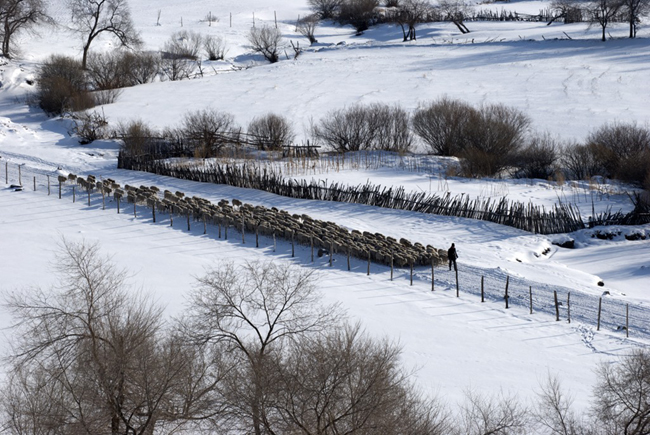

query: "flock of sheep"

left=58, top=173, right=448, bottom=270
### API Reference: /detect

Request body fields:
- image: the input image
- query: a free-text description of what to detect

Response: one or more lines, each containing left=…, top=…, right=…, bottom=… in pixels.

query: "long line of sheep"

left=57, top=172, right=447, bottom=268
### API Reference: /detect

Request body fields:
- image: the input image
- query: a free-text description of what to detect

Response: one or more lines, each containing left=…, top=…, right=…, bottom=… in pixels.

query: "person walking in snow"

left=448, top=243, right=458, bottom=272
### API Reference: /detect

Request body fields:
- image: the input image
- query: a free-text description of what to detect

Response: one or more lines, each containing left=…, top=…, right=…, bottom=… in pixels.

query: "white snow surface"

left=0, top=0, right=649, bottom=419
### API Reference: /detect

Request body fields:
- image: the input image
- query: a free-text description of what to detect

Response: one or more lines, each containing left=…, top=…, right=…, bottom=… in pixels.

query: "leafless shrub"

left=114, top=119, right=159, bottom=157
left=412, top=97, right=474, bottom=156
left=586, top=121, right=650, bottom=184
left=247, top=113, right=296, bottom=150
left=514, top=133, right=560, bottom=179
left=92, top=88, right=121, bottom=106
left=204, top=34, right=227, bottom=60
left=561, top=143, right=604, bottom=180
left=591, top=349, right=650, bottom=435
left=459, top=103, right=531, bottom=177
left=68, top=110, right=109, bottom=144
left=308, top=0, right=344, bottom=19
left=164, top=30, right=203, bottom=60
left=393, top=0, right=432, bottom=41
left=181, top=108, right=238, bottom=157
left=549, top=0, right=586, bottom=24
left=314, top=103, right=412, bottom=153
left=37, top=54, right=94, bottom=115
left=456, top=390, right=531, bottom=435
left=86, top=50, right=160, bottom=90
left=273, top=322, right=452, bottom=434
left=247, top=25, right=284, bottom=63
left=297, top=13, right=320, bottom=44
left=337, top=0, right=380, bottom=33
left=367, top=103, right=413, bottom=153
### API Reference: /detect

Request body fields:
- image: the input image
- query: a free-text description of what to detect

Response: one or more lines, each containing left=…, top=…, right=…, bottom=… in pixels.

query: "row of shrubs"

left=111, top=98, right=650, bottom=188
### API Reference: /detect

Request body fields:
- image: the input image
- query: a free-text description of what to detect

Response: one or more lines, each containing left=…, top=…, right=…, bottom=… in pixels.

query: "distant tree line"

left=2, top=239, right=650, bottom=434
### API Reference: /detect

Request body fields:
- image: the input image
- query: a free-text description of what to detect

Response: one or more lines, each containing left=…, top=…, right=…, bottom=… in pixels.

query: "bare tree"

left=588, top=0, right=625, bottom=41
left=247, top=25, right=284, bottom=63
left=247, top=113, right=296, bottom=150
left=273, top=323, right=452, bottom=434
left=1, top=239, right=203, bottom=434
left=591, top=349, right=650, bottom=435
left=394, top=0, right=431, bottom=41
left=313, top=105, right=377, bottom=152
left=184, top=260, right=341, bottom=435
left=67, top=0, right=142, bottom=69
left=456, top=390, right=531, bottom=435
left=547, top=0, right=586, bottom=24
left=308, top=0, right=344, bottom=19
left=437, top=0, right=472, bottom=33
left=0, top=0, right=51, bottom=58
left=533, top=374, right=591, bottom=435
left=621, top=0, right=650, bottom=37
left=296, top=13, right=319, bottom=44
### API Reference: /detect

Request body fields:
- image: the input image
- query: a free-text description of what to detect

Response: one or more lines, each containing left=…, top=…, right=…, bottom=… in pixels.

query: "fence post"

left=117, top=196, right=120, bottom=213
left=59, top=178, right=61, bottom=199
left=391, top=254, right=394, bottom=281
left=329, top=241, right=333, bottom=267
left=291, top=231, right=295, bottom=257
left=455, top=269, right=459, bottom=297
left=72, top=186, right=75, bottom=203
left=33, top=176, right=36, bottom=191
left=529, top=286, right=533, bottom=314
left=567, top=292, right=571, bottom=323
left=626, top=304, right=629, bottom=338
left=101, top=187, right=105, bottom=210
left=597, top=297, right=602, bottom=331
left=410, top=260, right=413, bottom=286
left=431, top=257, right=434, bottom=291
left=554, top=291, right=560, bottom=321
left=481, top=276, right=484, bottom=302
left=225, top=222, right=228, bottom=240
left=256, top=225, right=259, bottom=248
left=87, top=188, right=90, bottom=206
left=367, top=251, right=370, bottom=276
left=347, top=247, right=350, bottom=270
left=187, top=213, right=190, bottom=231
left=242, top=216, right=246, bottom=244
left=505, top=276, right=509, bottom=309
left=273, top=231, right=275, bottom=252
left=171, top=207, right=174, bottom=227
left=18, top=164, right=21, bottom=186
left=5, top=161, right=7, bottom=184
left=47, top=175, right=50, bottom=195
left=153, top=202, right=157, bottom=223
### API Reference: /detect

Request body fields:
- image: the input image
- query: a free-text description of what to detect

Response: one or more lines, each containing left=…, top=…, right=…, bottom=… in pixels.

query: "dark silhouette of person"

left=448, top=243, right=458, bottom=271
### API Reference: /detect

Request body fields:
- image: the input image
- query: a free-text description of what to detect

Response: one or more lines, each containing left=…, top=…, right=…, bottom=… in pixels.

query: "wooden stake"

left=204, top=216, right=207, bottom=234
left=505, top=276, right=509, bottom=309
left=33, top=176, right=36, bottom=191
left=134, top=201, right=136, bottom=218
left=274, top=11, right=277, bottom=28
left=597, top=297, right=602, bottom=331
left=347, top=247, right=350, bottom=270
left=430, top=257, right=434, bottom=291
left=273, top=231, right=275, bottom=251
left=187, top=213, right=190, bottom=231
left=311, top=237, right=314, bottom=262
left=18, top=165, right=21, bottom=186
left=567, top=292, right=571, bottom=323
left=87, top=188, right=90, bottom=206
left=529, top=286, right=533, bottom=314
left=230, top=12, right=232, bottom=27
left=291, top=231, right=295, bottom=257
left=5, top=161, right=7, bottom=184
left=455, top=269, right=459, bottom=297
left=47, top=175, right=50, bottom=195
left=626, top=304, right=629, bottom=338
left=72, top=186, right=75, bottom=202
left=242, top=216, right=245, bottom=244
left=554, top=291, right=560, bottom=321
left=225, top=222, right=228, bottom=240
left=117, top=196, right=120, bottom=213
left=481, top=276, right=484, bottom=302
left=59, top=179, right=61, bottom=199
left=170, top=207, right=174, bottom=227
left=101, top=188, right=105, bottom=210
left=153, top=202, right=157, bottom=223
left=391, top=254, right=394, bottom=281
left=367, top=251, right=370, bottom=276
left=256, top=226, right=259, bottom=248
left=329, top=241, right=333, bottom=267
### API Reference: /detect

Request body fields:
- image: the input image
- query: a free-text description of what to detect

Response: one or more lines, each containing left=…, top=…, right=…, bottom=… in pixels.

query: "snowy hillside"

left=0, top=0, right=649, bottom=428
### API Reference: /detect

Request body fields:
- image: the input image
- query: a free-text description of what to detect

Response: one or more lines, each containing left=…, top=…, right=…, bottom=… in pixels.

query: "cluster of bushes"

left=3, top=241, right=650, bottom=434
left=116, top=109, right=295, bottom=158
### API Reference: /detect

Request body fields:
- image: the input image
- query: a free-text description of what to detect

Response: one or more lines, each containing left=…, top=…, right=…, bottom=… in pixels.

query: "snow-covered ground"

left=1, top=0, right=649, bottom=418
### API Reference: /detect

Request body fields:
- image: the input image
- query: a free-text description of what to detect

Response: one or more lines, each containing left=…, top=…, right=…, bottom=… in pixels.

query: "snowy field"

left=1, top=0, right=650, bottom=418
